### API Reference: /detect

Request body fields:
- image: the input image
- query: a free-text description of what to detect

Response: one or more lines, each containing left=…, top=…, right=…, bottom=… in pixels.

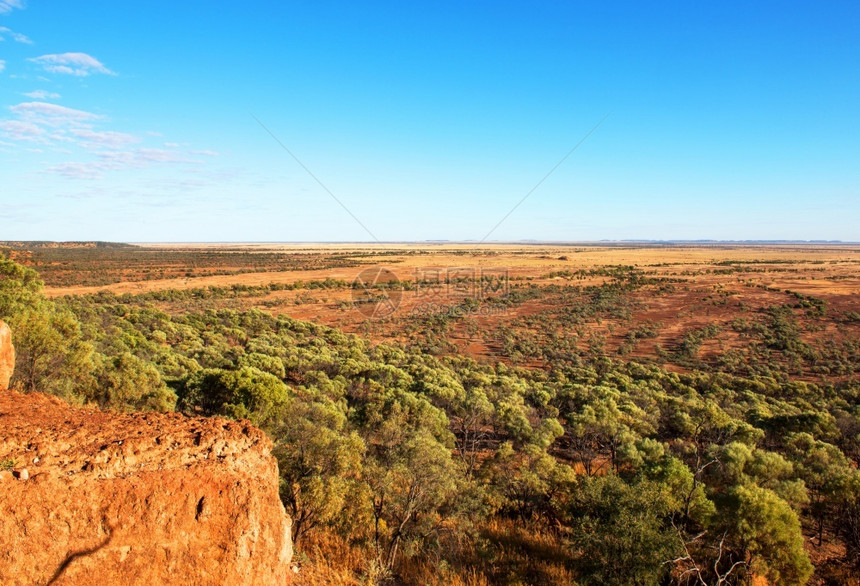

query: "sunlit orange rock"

left=0, top=390, right=292, bottom=585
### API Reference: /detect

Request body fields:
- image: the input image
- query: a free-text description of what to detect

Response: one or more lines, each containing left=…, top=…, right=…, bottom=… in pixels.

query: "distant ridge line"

left=0, top=241, right=138, bottom=249
left=115, top=239, right=858, bottom=246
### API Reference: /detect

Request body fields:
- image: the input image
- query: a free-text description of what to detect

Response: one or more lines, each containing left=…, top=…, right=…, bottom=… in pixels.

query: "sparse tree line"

left=2, top=254, right=859, bottom=584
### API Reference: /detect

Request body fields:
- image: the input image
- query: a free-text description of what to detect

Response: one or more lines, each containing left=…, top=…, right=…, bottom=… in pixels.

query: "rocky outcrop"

left=0, top=320, right=13, bottom=389
left=0, top=391, right=292, bottom=585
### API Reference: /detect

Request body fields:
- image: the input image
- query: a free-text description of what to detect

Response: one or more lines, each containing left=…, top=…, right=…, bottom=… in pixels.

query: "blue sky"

left=1, top=1, right=858, bottom=242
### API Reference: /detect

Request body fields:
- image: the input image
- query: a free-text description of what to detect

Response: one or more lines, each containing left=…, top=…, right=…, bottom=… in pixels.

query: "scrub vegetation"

left=2, top=244, right=859, bottom=585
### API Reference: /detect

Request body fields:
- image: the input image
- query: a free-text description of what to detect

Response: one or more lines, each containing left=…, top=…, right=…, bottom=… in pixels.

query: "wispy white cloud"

left=1, top=101, right=172, bottom=160
left=1, top=91, right=219, bottom=183
left=23, top=90, right=61, bottom=100
left=0, top=60, right=5, bottom=73
left=0, top=26, right=33, bottom=44
left=48, top=148, right=201, bottom=180
left=10, top=101, right=102, bottom=127
left=0, top=119, right=43, bottom=141
left=70, top=128, right=139, bottom=149
left=49, top=161, right=104, bottom=180
left=29, top=52, right=115, bottom=76
left=101, top=147, right=197, bottom=166
left=0, top=1, right=24, bottom=15
left=1, top=101, right=102, bottom=145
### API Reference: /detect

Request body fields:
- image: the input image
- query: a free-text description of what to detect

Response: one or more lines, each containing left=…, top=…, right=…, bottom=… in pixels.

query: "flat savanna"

left=21, top=242, right=860, bottom=381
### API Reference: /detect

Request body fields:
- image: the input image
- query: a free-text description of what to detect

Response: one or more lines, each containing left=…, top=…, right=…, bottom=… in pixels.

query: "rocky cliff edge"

left=0, top=388, right=292, bottom=585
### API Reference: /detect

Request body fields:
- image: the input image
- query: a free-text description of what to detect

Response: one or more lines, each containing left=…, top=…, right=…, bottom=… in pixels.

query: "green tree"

left=178, top=366, right=290, bottom=423
left=836, top=471, right=860, bottom=574
left=91, top=352, right=177, bottom=412
left=567, top=475, right=681, bottom=586
left=365, top=427, right=463, bottom=571
left=0, top=255, right=43, bottom=317
left=9, top=302, right=96, bottom=399
left=486, top=442, right=575, bottom=523
left=731, top=483, right=813, bottom=585
left=1, top=256, right=96, bottom=400
left=269, top=397, right=365, bottom=547
left=785, top=432, right=852, bottom=545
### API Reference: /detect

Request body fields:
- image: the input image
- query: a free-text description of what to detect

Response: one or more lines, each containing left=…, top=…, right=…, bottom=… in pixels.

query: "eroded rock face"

left=0, top=391, right=292, bottom=585
left=0, top=320, right=14, bottom=390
